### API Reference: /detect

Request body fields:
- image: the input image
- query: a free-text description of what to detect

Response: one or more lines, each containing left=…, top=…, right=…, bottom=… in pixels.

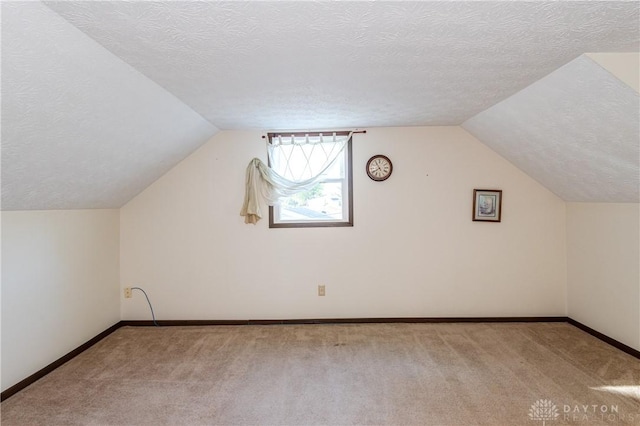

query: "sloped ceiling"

left=587, top=53, right=640, bottom=92
left=1, top=2, right=218, bottom=210
left=463, top=55, right=639, bottom=202
left=2, top=1, right=639, bottom=209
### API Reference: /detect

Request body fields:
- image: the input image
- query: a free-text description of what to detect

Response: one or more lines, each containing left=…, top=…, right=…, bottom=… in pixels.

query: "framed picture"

left=473, top=189, right=502, bottom=222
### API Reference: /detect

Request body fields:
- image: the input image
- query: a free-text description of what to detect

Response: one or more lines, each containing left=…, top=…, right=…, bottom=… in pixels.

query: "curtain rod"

left=261, top=130, right=366, bottom=139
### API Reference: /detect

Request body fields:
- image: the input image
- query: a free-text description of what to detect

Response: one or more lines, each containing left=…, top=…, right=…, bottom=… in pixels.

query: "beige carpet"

left=2, top=323, right=639, bottom=425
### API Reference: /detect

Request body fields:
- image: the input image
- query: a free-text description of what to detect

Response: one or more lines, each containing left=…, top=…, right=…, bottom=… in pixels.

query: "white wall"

left=120, top=127, right=567, bottom=320
left=567, top=203, right=640, bottom=351
left=1, top=209, right=120, bottom=391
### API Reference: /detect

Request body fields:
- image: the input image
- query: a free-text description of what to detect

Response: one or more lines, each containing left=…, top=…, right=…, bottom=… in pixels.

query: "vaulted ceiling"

left=464, top=54, right=639, bottom=202
left=2, top=1, right=638, bottom=210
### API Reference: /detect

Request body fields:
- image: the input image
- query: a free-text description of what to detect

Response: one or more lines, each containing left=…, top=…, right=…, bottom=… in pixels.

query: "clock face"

left=366, top=155, right=392, bottom=181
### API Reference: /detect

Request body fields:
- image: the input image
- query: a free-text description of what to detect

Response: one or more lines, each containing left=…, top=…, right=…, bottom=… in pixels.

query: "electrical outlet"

left=124, top=287, right=132, bottom=298
left=318, top=285, right=326, bottom=296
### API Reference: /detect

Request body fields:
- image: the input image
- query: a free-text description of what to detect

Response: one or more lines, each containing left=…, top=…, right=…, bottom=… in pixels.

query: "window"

left=268, top=131, right=353, bottom=228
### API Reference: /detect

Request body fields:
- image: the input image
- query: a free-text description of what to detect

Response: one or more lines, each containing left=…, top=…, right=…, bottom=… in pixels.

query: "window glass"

left=269, top=132, right=353, bottom=228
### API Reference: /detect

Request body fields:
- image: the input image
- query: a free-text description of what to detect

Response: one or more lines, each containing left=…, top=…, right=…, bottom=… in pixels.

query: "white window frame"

left=268, top=131, right=353, bottom=228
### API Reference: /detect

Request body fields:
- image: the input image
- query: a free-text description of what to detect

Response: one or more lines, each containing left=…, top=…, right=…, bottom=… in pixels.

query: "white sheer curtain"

left=240, top=132, right=351, bottom=224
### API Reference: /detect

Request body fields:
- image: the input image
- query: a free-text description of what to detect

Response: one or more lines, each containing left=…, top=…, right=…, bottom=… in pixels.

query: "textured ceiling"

left=463, top=55, right=639, bottom=202
left=2, top=1, right=639, bottom=210
left=2, top=2, right=218, bottom=210
left=45, top=1, right=639, bottom=130
left=587, top=52, right=640, bottom=92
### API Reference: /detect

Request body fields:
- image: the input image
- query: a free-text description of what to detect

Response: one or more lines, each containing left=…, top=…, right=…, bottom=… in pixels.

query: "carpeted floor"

left=1, top=322, right=639, bottom=425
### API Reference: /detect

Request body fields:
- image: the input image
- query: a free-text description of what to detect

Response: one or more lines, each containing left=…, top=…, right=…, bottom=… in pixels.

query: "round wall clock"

left=366, top=155, right=393, bottom=181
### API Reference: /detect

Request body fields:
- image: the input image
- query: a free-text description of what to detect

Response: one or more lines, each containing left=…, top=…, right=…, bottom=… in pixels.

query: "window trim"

left=268, top=131, right=353, bottom=228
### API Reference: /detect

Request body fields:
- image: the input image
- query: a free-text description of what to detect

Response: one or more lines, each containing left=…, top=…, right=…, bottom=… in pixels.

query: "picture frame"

left=473, top=189, right=502, bottom=222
